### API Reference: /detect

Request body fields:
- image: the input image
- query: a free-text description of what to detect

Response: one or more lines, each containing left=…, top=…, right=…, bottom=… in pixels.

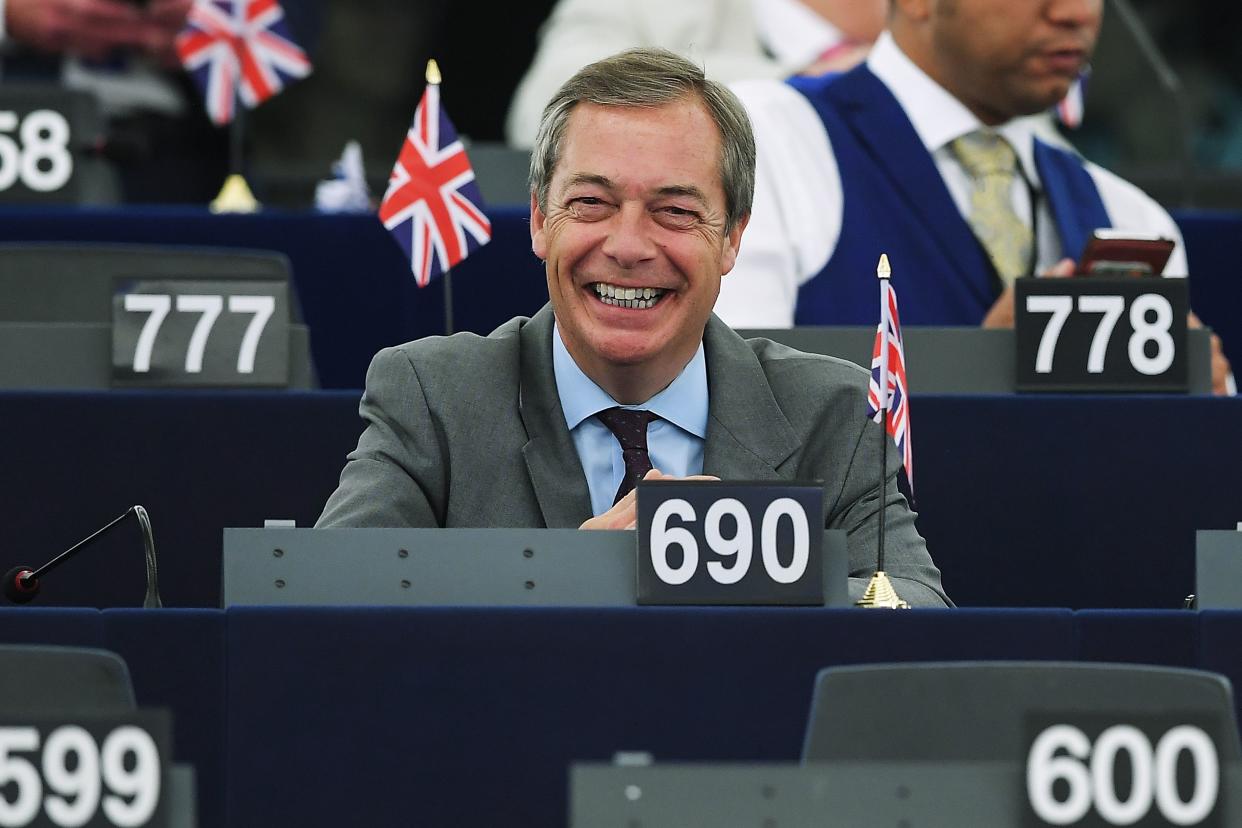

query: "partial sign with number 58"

left=1015, top=277, right=1188, bottom=392
left=111, top=279, right=290, bottom=387
left=0, top=713, right=169, bottom=828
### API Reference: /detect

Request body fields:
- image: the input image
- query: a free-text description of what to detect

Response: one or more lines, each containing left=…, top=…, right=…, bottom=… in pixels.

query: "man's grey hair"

left=529, top=47, right=756, bottom=233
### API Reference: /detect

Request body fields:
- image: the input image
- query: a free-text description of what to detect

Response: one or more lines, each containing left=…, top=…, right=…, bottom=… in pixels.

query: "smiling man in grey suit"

left=317, top=48, right=950, bottom=607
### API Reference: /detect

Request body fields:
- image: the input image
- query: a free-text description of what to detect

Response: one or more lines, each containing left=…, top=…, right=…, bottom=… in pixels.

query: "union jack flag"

left=176, top=0, right=312, bottom=126
left=379, top=81, right=492, bottom=287
left=1055, top=70, right=1090, bottom=130
left=866, top=266, right=913, bottom=490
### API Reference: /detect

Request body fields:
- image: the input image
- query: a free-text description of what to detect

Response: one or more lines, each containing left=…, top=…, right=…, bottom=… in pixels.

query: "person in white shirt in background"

left=505, top=0, right=888, bottom=148
left=718, top=0, right=1232, bottom=394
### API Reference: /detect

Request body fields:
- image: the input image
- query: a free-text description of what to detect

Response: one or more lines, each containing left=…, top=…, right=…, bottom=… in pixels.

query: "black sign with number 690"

left=1015, top=277, right=1188, bottom=392
left=635, top=480, right=824, bottom=606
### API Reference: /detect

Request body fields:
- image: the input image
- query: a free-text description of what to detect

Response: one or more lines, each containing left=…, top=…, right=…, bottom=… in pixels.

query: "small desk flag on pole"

left=176, top=0, right=313, bottom=126
left=865, top=254, right=913, bottom=491
left=857, top=253, right=911, bottom=610
left=379, top=60, right=493, bottom=288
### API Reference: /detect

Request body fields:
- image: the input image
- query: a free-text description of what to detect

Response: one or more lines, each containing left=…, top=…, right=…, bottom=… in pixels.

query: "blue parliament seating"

left=1, top=207, right=1240, bottom=826
left=0, top=206, right=1237, bottom=389
left=6, top=606, right=1242, bottom=828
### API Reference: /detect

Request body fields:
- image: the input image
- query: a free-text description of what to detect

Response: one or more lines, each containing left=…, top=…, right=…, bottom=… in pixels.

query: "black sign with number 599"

left=635, top=480, right=824, bottom=606
left=1015, top=277, right=1188, bottom=392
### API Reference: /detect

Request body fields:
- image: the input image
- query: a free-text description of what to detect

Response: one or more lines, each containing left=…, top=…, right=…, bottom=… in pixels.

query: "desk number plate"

left=636, top=480, right=824, bottom=606
left=1024, top=714, right=1223, bottom=827
left=0, top=711, right=170, bottom=828
left=112, top=279, right=290, bottom=388
left=1016, top=277, right=1188, bottom=392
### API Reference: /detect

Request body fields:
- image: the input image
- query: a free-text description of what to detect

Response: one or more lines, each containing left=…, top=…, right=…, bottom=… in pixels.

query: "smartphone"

left=1077, top=229, right=1175, bottom=277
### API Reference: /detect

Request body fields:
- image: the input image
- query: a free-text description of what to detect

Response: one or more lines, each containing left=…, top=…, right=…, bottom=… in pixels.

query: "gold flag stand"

left=210, top=174, right=259, bottom=214
left=855, top=571, right=910, bottom=609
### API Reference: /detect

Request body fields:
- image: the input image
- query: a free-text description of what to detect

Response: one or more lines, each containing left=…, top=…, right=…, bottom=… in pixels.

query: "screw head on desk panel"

left=274, top=579, right=285, bottom=588
left=273, top=548, right=283, bottom=557
left=524, top=580, right=535, bottom=590
left=398, top=549, right=409, bottom=558
left=400, top=580, right=411, bottom=589
left=523, top=548, right=533, bottom=558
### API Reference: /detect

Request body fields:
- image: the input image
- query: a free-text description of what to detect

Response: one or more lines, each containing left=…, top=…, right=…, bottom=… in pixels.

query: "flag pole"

left=857, top=253, right=909, bottom=609
left=423, top=59, right=456, bottom=336
left=211, top=93, right=259, bottom=213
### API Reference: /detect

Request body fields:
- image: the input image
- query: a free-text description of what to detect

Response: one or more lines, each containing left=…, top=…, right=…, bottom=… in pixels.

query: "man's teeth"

left=591, top=283, right=667, bottom=309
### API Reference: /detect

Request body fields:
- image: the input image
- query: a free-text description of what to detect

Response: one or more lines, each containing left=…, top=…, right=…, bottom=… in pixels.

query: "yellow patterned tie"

left=950, top=130, right=1033, bottom=287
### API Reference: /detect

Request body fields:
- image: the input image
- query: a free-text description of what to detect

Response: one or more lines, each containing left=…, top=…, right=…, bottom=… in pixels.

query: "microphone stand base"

left=855, top=571, right=911, bottom=609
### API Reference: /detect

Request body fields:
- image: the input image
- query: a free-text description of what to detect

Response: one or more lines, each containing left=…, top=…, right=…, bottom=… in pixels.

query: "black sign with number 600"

left=1025, top=714, right=1223, bottom=827
left=635, top=480, right=824, bottom=606
left=1015, top=277, right=1189, bottom=392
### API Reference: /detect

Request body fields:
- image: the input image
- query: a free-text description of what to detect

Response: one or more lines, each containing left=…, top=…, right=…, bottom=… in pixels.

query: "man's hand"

left=1188, top=312, right=1235, bottom=396
left=6, top=0, right=189, bottom=63
left=981, top=257, right=1074, bottom=329
left=579, top=469, right=721, bottom=530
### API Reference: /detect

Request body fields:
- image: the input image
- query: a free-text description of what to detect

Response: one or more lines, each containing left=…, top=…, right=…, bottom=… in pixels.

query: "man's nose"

left=1046, top=0, right=1102, bottom=29
left=601, top=204, right=658, bottom=268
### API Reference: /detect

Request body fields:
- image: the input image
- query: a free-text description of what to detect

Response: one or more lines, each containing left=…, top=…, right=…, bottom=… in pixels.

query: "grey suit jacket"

left=317, top=305, right=951, bottom=607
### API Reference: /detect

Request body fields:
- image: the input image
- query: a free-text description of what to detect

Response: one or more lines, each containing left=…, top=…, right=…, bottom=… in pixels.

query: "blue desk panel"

left=0, top=207, right=1236, bottom=389
left=6, top=608, right=1242, bottom=828
left=1, top=392, right=1238, bottom=610
left=223, top=607, right=1071, bottom=828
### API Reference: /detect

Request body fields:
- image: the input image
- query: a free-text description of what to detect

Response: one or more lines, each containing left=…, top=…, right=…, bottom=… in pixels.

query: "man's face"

left=531, top=97, right=745, bottom=395
left=924, top=0, right=1102, bottom=124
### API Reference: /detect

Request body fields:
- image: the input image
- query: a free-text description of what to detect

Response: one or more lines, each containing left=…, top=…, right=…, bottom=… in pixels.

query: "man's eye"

left=568, top=197, right=611, bottom=217
left=656, top=206, right=700, bottom=227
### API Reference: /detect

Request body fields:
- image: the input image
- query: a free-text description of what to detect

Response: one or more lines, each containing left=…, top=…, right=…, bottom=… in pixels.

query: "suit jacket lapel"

left=702, top=317, right=801, bottom=479
left=822, top=68, right=997, bottom=308
left=518, top=305, right=594, bottom=527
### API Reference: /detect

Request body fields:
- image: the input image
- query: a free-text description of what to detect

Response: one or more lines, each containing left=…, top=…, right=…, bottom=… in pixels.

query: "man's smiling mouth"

left=591, top=282, right=669, bottom=309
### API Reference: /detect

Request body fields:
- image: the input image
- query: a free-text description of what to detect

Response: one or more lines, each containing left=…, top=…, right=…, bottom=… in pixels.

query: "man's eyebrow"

left=560, top=173, right=614, bottom=193
left=655, top=184, right=709, bottom=205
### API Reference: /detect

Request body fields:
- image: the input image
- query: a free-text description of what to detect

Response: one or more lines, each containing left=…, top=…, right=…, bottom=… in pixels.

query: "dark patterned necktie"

left=595, top=407, right=657, bottom=505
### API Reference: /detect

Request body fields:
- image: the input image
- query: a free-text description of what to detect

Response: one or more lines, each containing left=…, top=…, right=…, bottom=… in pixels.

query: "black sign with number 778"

left=1015, top=276, right=1188, bottom=392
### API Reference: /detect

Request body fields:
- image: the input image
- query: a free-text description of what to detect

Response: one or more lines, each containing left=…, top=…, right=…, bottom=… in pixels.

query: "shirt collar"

left=866, top=31, right=1043, bottom=188
left=552, top=324, right=709, bottom=438
left=753, top=0, right=847, bottom=68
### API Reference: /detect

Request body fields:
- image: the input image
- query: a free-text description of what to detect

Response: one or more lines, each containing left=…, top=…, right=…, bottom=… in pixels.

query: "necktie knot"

left=950, top=130, right=1019, bottom=179
left=595, top=407, right=656, bottom=451
left=595, top=407, right=657, bottom=504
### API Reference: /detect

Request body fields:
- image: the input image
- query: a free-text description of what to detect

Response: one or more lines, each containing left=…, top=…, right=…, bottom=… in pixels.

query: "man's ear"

left=530, top=192, right=548, bottom=260
left=719, top=213, right=750, bottom=275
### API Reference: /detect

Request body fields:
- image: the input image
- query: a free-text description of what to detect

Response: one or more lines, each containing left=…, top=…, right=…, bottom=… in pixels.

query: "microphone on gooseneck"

left=4, top=506, right=162, bottom=608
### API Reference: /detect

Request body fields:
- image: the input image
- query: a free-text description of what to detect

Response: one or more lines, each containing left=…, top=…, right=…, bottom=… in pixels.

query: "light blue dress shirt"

left=552, top=324, right=708, bottom=517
